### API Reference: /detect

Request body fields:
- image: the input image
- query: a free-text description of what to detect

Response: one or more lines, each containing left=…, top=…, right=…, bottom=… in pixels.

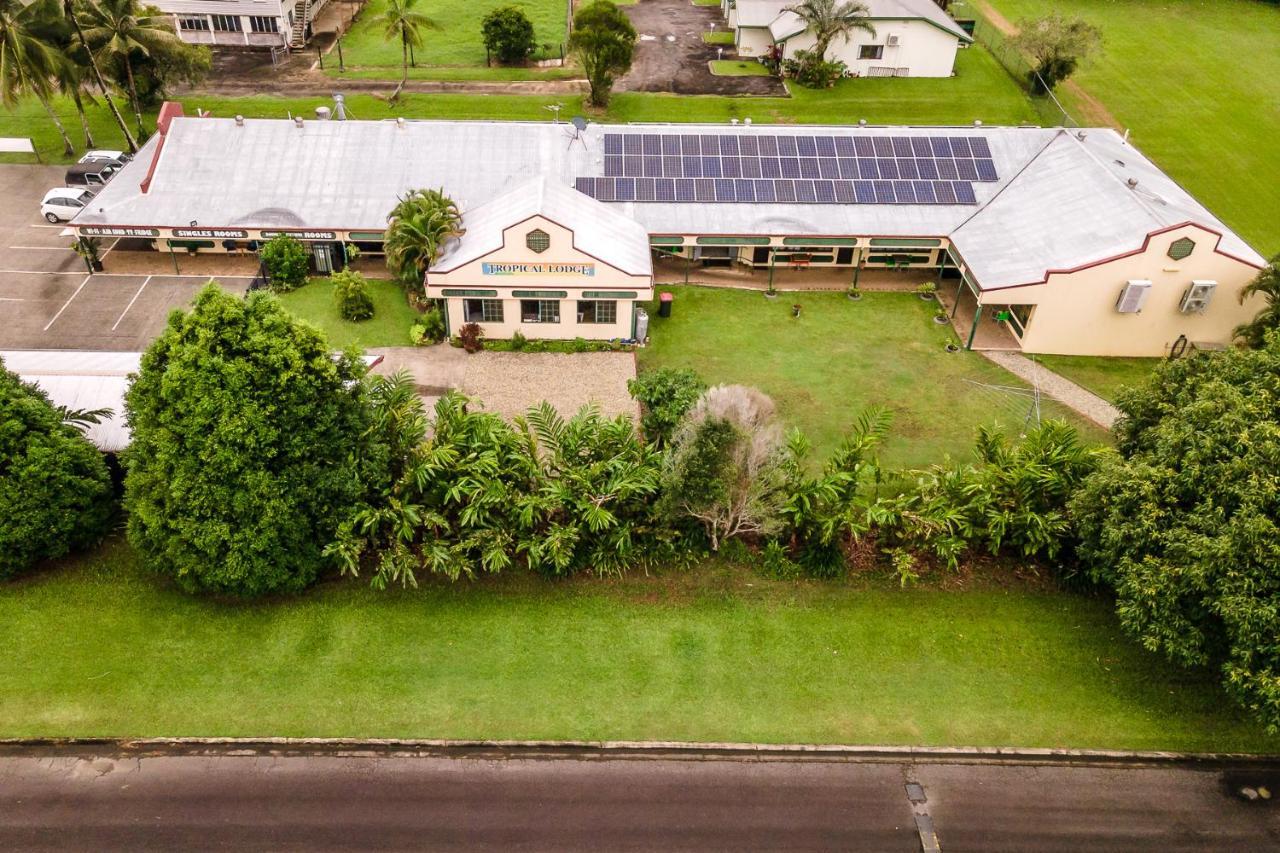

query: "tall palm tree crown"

left=376, top=0, right=437, bottom=100
left=0, top=0, right=78, bottom=154
left=76, top=0, right=179, bottom=138
left=1234, top=254, right=1280, bottom=349
left=782, top=0, right=876, bottom=61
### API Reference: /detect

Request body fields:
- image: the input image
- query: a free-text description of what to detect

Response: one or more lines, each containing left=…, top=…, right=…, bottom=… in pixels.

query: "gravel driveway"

left=618, top=0, right=787, bottom=95
left=464, top=351, right=639, bottom=421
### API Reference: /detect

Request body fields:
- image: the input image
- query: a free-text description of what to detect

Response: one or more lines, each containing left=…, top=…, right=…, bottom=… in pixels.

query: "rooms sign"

left=481, top=262, right=595, bottom=277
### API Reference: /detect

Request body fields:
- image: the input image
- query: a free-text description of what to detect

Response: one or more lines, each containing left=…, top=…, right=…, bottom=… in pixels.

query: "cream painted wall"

left=777, top=19, right=961, bottom=77
left=426, top=214, right=653, bottom=341
left=736, top=27, right=775, bottom=57
left=987, top=226, right=1263, bottom=357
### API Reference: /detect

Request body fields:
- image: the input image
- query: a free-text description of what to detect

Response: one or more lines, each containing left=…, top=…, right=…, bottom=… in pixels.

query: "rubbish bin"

left=658, top=291, right=674, bottom=318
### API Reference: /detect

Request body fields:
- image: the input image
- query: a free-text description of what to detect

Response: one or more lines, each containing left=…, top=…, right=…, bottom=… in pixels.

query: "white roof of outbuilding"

left=74, top=115, right=1264, bottom=291
left=430, top=176, right=653, bottom=276
left=742, top=0, right=970, bottom=41
left=1, top=350, right=141, bottom=452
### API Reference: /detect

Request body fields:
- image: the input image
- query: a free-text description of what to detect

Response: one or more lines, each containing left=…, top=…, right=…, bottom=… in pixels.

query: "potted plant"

left=765, top=282, right=778, bottom=299
left=847, top=285, right=862, bottom=301
left=915, top=281, right=937, bottom=301
left=72, top=236, right=104, bottom=272
left=933, top=308, right=949, bottom=325
left=791, top=303, right=802, bottom=318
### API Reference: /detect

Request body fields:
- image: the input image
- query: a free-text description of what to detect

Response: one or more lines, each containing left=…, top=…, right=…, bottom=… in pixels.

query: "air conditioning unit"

left=1179, top=280, right=1217, bottom=313
left=887, top=35, right=900, bottom=46
left=1116, top=280, right=1151, bottom=314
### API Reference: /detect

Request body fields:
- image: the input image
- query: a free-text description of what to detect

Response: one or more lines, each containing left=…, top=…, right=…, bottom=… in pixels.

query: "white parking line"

left=27, top=224, right=64, bottom=229
left=43, top=274, right=92, bottom=331
left=0, top=297, right=28, bottom=302
left=112, top=275, right=151, bottom=331
left=8, top=245, right=74, bottom=251
left=0, top=269, right=86, bottom=275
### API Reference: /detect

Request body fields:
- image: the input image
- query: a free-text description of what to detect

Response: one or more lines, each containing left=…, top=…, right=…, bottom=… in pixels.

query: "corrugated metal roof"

left=431, top=176, right=653, bottom=276
left=737, top=0, right=971, bottom=40
left=73, top=116, right=1264, bottom=291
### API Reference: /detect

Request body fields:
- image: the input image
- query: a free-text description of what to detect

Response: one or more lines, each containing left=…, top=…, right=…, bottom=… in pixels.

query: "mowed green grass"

left=0, top=45, right=1052, bottom=164
left=275, top=277, right=419, bottom=349
left=3, top=538, right=1277, bottom=752
left=338, top=0, right=568, bottom=68
left=638, top=287, right=1108, bottom=467
left=1032, top=354, right=1159, bottom=403
left=976, top=0, right=1280, bottom=256
left=709, top=60, right=772, bottom=77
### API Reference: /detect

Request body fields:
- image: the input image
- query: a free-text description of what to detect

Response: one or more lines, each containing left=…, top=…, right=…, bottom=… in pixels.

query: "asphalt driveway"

left=618, top=0, right=787, bottom=96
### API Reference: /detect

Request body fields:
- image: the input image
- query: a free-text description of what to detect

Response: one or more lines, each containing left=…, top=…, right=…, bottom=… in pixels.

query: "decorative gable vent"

left=1180, top=280, right=1217, bottom=314
left=1116, top=280, right=1152, bottom=313
left=1167, top=237, right=1195, bottom=261
left=526, top=228, right=550, bottom=253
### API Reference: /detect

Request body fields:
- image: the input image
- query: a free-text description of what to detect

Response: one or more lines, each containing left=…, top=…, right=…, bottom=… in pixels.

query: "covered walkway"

left=653, top=254, right=935, bottom=292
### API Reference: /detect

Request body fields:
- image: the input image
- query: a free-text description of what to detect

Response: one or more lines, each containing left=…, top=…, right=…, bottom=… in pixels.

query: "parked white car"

left=40, top=187, right=94, bottom=223
left=80, top=149, right=132, bottom=165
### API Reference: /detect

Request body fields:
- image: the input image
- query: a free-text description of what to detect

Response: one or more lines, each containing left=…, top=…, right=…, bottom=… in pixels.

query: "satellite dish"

left=571, top=116, right=588, bottom=132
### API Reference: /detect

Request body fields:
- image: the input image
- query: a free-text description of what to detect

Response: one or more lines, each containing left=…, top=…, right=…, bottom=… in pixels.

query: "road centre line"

left=112, top=276, right=151, bottom=331
left=43, top=274, right=91, bottom=331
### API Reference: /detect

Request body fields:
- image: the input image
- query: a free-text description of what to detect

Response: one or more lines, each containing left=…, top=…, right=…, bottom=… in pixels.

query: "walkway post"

left=965, top=300, right=981, bottom=350
left=852, top=254, right=861, bottom=289
left=684, top=251, right=690, bottom=284
left=169, top=241, right=180, bottom=275
left=767, top=248, right=776, bottom=290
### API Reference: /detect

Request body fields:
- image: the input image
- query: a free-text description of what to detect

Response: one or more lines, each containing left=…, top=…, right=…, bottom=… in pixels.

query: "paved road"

left=1, top=751, right=1276, bottom=851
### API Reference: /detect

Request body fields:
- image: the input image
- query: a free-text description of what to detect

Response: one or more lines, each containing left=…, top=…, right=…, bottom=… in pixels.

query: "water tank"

left=634, top=307, right=649, bottom=342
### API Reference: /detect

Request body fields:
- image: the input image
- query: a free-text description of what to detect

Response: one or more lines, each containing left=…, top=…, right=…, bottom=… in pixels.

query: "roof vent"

left=973, top=119, right=983, bottom=127
left=315, top=106, right=331, bottom=121
left=333, top=93, right=347, bottom=121
left=730, top=118, right=739, bottom=125
left=234, top=115, right=244, bottom=127
left=1126, top=178, right=1139, bottom=189
left=858, top=118, right=867, bottom=126
left=293, top=116, right=304, bottom=128
left=396, top=117, right=405, bottom=129
left=743, top=117, right=752, bottom=126
left=1076, top=130, right=1088, bottom=140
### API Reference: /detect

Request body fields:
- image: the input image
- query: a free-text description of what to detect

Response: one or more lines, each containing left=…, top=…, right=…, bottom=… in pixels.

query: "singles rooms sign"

left=481, top=262, right=595, bottom=277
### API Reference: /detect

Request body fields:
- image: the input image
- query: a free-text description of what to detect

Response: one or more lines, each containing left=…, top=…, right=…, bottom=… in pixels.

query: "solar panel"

left=584, top=132, right=997, bottom=205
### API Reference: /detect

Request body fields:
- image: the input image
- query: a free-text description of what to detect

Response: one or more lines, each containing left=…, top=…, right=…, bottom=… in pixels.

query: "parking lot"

left=0, top=165, right=249, bottom=352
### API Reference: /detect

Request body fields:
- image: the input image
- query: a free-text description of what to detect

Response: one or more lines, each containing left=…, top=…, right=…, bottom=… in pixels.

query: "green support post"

left=767, top=248, right=777, bottom=289
left=852, top=256, right=862, bottom=289
left=965, top=299, right=982, bottom=350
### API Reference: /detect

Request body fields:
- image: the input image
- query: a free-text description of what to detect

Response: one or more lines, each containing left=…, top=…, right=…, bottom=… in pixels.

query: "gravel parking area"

left=463, top=352, right=638, bottom=421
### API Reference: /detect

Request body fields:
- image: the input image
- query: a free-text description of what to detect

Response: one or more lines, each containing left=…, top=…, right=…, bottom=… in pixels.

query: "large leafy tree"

left=376, top=0, right=437, bottom=101
left=76, top=0, right=182, bottom=138
left=481, top=6, right=535, bottom=65
left=0, top=361, right=114, bottom=580
left=0, top=0, right=75, bottom=156
left=384, top=188, right=464, bottom=293
left=124, top=284, right=376, bottom=597
left=568, top=1, right=635, bottom=108
left=782, top=0, right=875, bottom=62
left=1234, top=253, right=1280, bottom=349
left=1071, top=336, right=1280, bottom=731
left=1010, top=12, right=1102, bottom=93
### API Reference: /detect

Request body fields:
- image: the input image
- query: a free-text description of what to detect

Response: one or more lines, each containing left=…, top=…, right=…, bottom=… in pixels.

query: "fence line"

left=961, top=14, right=1079, bottom=128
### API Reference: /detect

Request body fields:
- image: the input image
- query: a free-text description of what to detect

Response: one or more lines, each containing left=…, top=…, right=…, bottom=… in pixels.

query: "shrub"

left=1071, top=335, right=1280, bottom=731
left=627, top=367, right=706, bottom=447
left=782, top=49, right=846, bottom=88
left=569, top=1, right=637, bottom=107
left=481, top=5, right=537, bottom=64
left=259, top=234, right=310, bottom=292
left=124, top=284, right=376, bottom=597
left=458, top=322, right=484, bottom=353
left=511, top=330, right=528, bottom=351
left=416, top=305, right=447, bottom=344
left=0, top=364, right=114, bottom=579
left=332, top=269, right=375, bottom=321
left=571, top=336, right=590, bottom=353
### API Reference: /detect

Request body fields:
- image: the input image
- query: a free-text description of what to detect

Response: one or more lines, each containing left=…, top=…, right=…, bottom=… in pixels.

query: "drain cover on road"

left=905, top=782, right=927, bottom=804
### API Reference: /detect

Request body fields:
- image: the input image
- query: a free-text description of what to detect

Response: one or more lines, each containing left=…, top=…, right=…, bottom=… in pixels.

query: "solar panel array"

left=574, top=132, right=999, bottom=206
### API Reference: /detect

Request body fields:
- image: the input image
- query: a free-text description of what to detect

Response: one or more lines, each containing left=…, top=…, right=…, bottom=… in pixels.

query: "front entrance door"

left=312, top=242, right=333, bottom=274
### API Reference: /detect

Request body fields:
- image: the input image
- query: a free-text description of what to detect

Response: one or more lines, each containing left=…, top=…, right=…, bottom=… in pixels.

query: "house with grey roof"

left=724, top=0, right=972, bottom=77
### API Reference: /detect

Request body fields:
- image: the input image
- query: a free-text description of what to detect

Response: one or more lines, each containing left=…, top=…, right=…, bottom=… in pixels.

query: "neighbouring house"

left=724, top=0, right=971, bottom=77
left=70, top=102, right=1267, bottom=356
left=158, top=0, right=330, bottom=50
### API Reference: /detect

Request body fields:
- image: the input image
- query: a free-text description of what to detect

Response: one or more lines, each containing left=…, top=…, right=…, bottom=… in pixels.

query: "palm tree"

left=782, top=0, right=876, bottom=62
left=376, top=0, right=437, bottom=102
left=384, top=188, right=464, bottom=293
left=76, top=0, right=179, bottom=139
left=0, top=0, right=76, bottom=156
left=59, top=0, right=136, bottom=152
left=1234, top=254, right=1280, bottom=349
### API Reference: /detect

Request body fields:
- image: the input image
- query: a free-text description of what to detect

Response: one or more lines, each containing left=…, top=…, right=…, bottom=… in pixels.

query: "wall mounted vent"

left=1180, top=280, right=1217, bottom=314
left=1116, top=280, right=1152, bottom=313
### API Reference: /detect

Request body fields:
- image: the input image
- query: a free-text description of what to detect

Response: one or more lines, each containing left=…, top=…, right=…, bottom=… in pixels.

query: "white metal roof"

left=431, top=176, right=653, bottom=276
left=74, top=115, right=1264, bottom=291
left=739, top=0, right=971, bottom=41
left=1, top=351, right=140, bottom=452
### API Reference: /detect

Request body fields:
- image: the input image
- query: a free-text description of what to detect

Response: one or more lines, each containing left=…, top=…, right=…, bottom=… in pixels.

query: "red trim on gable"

left=139, top=102, right=186, bottom=194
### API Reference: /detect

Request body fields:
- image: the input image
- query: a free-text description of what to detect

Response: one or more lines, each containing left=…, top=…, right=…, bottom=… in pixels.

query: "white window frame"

left=463, top=298, right=504, bottom=324
left=521, top=299, right=560, bottom=324
left=577, top=300, right=617, bottom=324
left=859, top=44, right=884, bottom=60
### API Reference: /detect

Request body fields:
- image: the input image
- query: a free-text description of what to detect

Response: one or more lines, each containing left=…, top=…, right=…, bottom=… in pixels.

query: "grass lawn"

left=275, top=277, right=419, bottom=348
left=639, top=286, right=1108, bottom=467
left=324, top=65, right=580, bottom=81
left=702, top=30, right=736, bottom=45
left=1031, top=354, right=1159, bottom=403
left=966, top=0, right=1280, bottom=256
left=337, top=0, right=569, bottom=70
left=709, top=60, right=772, bottom=77
left=3, top=537, right=1276, bottom=751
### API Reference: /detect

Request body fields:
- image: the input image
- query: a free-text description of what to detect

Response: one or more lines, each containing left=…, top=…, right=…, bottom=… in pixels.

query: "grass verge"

left=2, top=537, right=1276, bottom=752
left=709, top=60, right=772, bottom=77
left=702, top=31, right=736, bottom=45
left=275, top=277, right=419, bottom=348
left=1030, top=354, right=1158, bottom=403
left=638, top=286, right=1108, bottom=467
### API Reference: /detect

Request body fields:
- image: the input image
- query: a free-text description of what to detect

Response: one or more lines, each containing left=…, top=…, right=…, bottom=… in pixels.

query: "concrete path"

left=982, top=350, right=1121, bottom=430
left=2, top=750, right=1276, bottom=850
